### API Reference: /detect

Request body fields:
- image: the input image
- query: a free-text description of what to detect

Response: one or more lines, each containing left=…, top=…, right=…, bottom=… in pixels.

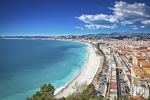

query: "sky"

left=0, top=0, right=150, bottom=36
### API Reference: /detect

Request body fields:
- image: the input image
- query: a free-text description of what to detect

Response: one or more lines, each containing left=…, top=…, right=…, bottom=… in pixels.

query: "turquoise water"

left=0, top=39, right=87, bottom=100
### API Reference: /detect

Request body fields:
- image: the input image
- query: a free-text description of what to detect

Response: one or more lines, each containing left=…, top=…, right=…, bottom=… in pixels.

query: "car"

left=94, top=90, right=101, bottom=96
left=100, top=82, right=104, bottom=85
left=104, top=80, right=107, bottom=83
left=103, top=74, right=107, bottom=76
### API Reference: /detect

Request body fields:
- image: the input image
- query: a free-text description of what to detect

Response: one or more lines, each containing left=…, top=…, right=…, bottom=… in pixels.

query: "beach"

left=54, top=43, right=101, bottom=98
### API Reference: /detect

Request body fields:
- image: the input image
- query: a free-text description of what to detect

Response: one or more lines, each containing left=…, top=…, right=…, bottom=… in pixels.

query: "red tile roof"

left=140, top=61, right=150, bottom=68
left=131, top=96, right=145, bottom=100
left=110, top=82, right=117, bottom=89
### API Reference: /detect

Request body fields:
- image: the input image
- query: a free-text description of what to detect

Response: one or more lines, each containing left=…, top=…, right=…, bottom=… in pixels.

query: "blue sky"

left=0, top=0, right=150, bottom=36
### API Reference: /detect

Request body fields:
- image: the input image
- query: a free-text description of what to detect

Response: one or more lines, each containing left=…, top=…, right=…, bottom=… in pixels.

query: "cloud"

left=111, top=1, right=150, bottom=20
left=132, top=27, right=138, bottom=30
left=85, top=24, right=117, bottom=30
left=77, top=14, right=117, bottom=23
left=121, top=20, right=135, bottom=25
left=141, top=20, right=150, bottom=24
left=76, top=1, right=150, bottom=30
left=75, top=26, right=84, bottom=30
left=76, top=14, right=117, bottom=30
left=130, top=25, right=139, bottom=30
left=140, top=26, right=145, bottom=28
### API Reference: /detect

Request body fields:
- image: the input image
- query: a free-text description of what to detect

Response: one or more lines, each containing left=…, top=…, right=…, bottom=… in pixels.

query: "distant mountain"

left=131, top=32, right=150, bottom=35
left=111, top=32, right=150, bottom=35
left=86, top=32, right=150, bottom=36
left=96, top=33, right=109, bottom=35
left=110, top=32, right=132, bottom=35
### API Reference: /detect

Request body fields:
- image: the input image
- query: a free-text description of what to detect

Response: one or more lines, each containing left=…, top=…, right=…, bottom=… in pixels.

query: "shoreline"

left=54, top=42, right=89, bottom=95
left=1, top=39, right=100, bottom=99
left=0, top=39, right=90, bottom=100
left=54, top=42, right=101, bottom=98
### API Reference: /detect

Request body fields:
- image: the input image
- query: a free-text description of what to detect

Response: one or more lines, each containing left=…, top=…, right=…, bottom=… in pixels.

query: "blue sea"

left=0, top=39, right=87, bottom=100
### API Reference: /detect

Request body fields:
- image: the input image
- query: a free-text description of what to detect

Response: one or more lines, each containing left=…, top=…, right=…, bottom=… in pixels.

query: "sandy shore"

left=54, top=43, right=100, bottom=98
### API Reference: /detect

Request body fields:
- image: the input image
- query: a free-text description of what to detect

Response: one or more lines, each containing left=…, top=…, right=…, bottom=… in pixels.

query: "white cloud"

left=121, top=20, right=135, bottom=25
left=75, top=26, right=84, bottom=30
left=85, top=24, right=116, bottom=30
left=76, top=14, right=117, bottom=29
left=141, top=20, right=150, bottom=24
left=132, top=27, right=138, bottom=30
left=77, top=14, right=117, bottom=23
left=76, top=1, right=150, bottom=30
left=140, top=26, right=145, bottom=28
left=130, top=25, right=139, bottom=30
left=111, top=1, right=150, bottom=20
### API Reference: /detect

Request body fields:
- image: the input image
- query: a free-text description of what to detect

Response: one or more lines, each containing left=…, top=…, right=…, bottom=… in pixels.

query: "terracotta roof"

left=140, top=61, right=150, bottom=68
left=145, top=73, right=150, bottom=78
left=131, top=96, right=145, bottom=100
left=139, top=49, right=148, bottom=52
left=147, top=58, right=150, bottom=62
left=111, top=76, right=116, bottom=80
left=131, top=65, right=140, bottom=70
left=127, top=74, right=131, bottom=82
left=126, top=55, right=132, bottom=60
left=131, top=65, right=146, bottom=77
left=136, top=52, right=142, bottom=54
left=110, top=82, right=117, bottom=89
left=140, top=47, right=147, bottom=49
left=124, top=48, right=134, bottom=52
left=134, top=68, right=150, bottom=78
left=135, top=56, right=147, bottom=60
left=132, top=64, right=150, bottom=77
left=135, top=71, right=145, bottom=78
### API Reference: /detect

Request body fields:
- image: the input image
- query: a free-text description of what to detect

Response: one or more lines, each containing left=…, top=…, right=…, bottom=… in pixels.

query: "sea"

left=0, top=39, right=87, bottom=100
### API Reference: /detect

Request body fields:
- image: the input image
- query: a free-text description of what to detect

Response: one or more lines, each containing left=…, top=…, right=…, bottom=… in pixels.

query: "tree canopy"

left=26, top=84, right=55, bottom=100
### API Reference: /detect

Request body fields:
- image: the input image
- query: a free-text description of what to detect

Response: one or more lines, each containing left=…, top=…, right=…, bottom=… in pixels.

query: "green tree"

left=40, top=84, right=55, bottom=94
left=27, top=84, right=55, bottom=100
left=148, top=96, right=150, bottom=100
left=122, top=93, right=130, bottom=100
left=66, top=83, right=108, bottom=100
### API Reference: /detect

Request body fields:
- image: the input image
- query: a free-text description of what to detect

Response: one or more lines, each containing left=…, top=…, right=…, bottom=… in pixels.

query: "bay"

left=0, top=39, right=87, bottom=100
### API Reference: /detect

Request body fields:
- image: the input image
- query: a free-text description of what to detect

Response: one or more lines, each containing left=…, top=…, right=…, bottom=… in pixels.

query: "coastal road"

left=92, top=55, right=103, bottom=90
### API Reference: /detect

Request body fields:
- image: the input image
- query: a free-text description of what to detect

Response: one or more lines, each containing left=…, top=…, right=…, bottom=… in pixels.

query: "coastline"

left=0, top=39, right=100, bottom=99
left=54, top=42, right=101, bottom=98
left=0, top=39, right=89, bottom=100
left=54, top=42, right=89, bottom=95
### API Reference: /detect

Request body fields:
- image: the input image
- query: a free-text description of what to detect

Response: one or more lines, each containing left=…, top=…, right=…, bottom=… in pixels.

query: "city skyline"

left=0, top=0, right=150, bottom=36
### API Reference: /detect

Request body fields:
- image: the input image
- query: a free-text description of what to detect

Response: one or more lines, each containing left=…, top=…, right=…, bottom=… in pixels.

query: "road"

left=113, top=54, right=121, bottom=98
